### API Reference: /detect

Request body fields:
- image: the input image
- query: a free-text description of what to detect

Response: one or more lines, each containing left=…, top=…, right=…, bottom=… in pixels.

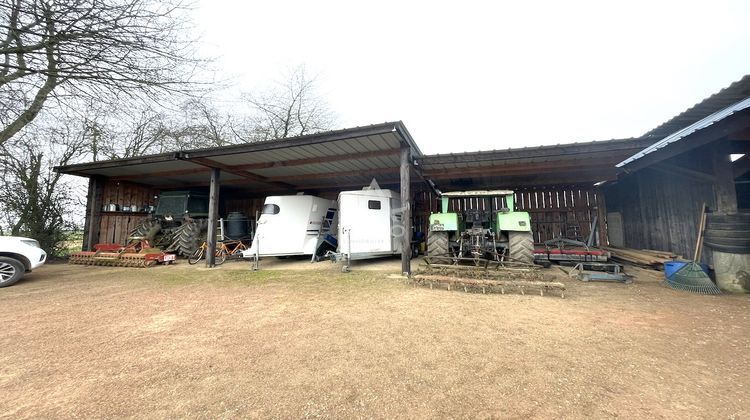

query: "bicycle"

left=188, top=239, right=249, bottom=265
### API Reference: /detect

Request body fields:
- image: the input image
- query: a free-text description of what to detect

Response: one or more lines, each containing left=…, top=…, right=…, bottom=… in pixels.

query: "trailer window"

left=368, top=200, right=381, bottom=210
left=262, top=204, right=280, bottom=214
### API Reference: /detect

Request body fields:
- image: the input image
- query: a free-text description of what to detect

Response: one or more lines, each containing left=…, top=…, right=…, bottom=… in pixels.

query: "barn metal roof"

left=618, top=97, right=750, bottom=167
left=615, top=74, right=750, bottom=169
left=417, top=137, right=654, bottom=189
left=55, top=122, right=422, bottom=193
left=642, top=75, right=750, bottom=140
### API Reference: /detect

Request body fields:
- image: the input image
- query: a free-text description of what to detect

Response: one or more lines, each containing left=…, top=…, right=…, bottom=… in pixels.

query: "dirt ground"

left=1, top=258, right=748, bottom=419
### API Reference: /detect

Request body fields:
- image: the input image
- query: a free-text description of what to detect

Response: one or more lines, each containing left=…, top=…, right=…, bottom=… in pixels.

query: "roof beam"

left=111, top=167, right=209, bottom=181
left=417, top=138, right=651, bottom=166
left=189, top=157, right=296, bottom=191
left=422, top=158, right=623, bottom=179
left=650, top=162, right=716, bottom=183
left=109, top=149, right=402, bottom=182
left=232, top=148, right=400, bottom=170
left=267, top=166, right=399, bottom=182
left=157, top=176, right=406, bottom=193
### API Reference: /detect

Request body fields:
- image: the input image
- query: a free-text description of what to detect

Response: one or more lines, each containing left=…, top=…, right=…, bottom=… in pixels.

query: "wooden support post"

left=712, top=139, right=738, bottom=213
left=206, top=168, right=221, bottom=268
left=400, top=146, right=412, bottom=276
left=82, top=176, right=104, bottom=251
left=595, top=188, right=608, bottom=247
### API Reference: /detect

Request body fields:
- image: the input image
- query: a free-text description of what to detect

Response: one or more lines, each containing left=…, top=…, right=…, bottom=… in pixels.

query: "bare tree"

left=87, top=99, right=242, bottom=160
left=240, top=66, right=336, bottom=141
left=0, top=0, right=203, bottom=145
left=0, top=124, right=88, bottom=254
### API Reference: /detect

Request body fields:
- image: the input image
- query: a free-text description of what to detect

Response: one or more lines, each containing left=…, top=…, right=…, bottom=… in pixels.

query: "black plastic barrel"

left=225, top=212, right=250, bottom=239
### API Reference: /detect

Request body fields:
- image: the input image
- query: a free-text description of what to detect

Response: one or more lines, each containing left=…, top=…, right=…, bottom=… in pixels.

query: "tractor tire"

left=176, top=219, right=209, bottom=257
left=509, top=231, right=534, bottom=264
left=427, top=231, right=449, bottom=262
left=129, top=217, right=160, bottom=239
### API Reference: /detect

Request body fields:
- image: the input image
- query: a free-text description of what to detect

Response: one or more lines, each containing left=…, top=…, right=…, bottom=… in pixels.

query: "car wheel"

left=0, top=257, right=25, bottom=288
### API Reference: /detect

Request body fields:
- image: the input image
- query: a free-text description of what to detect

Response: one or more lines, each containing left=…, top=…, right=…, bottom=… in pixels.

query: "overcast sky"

left=193, top=0, right=750, bottom=154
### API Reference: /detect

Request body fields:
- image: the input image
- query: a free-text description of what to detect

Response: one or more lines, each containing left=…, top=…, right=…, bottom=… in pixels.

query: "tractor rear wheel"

left=129, top=217, right=160, bottom=240
left=176, top=219, right=209, bottom=257
left=509, top=231, right=534, bottom=264
left=427, top=231, right=449, bottom=263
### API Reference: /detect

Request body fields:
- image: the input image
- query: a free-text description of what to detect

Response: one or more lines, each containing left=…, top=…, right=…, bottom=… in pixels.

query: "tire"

left=0, top=257, right=25, bottom=288
left=214, top=249, right=227, bottom=265
left=706, top=214, right=750, bottom=224
left=704, top=229, right=750, bottom=239
left=703, top=241, right=750, bottom=254
left=129, top=217, right=162, bottom=241
left=188, top=248, right=204, bottom=265
left=427, top=231, right=449, bottom=262
left=705, top=222, right=750, bottom=231
left=508, top=231, right=534, bottom=264
left=703, top=235, right=750, bottom=247
left=176, top=219, right=209, bottom=257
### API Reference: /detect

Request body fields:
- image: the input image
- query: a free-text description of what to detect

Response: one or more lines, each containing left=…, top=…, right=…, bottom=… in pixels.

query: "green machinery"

left=426, top=190, right=534, bottom=265
left=129, top=190, right=211, bottom=256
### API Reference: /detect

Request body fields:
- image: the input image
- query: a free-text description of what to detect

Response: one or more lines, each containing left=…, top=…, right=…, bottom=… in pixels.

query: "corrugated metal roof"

left=418, top=137, right=654, bottom=189
left=618, top=96, right=750, bottom=167
left=55, top=122, right=421, bottom=192
left=642, top=75, right=750, bottom=140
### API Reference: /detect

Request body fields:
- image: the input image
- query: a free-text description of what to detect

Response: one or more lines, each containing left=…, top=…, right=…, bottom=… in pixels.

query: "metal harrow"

left=69, top=241, right=175, bottom=268
left=414, top=259, right=566, bottom=297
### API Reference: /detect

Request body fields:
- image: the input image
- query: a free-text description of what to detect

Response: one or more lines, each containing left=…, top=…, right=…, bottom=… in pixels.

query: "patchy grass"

left=1, top=262, right=748, bottom=419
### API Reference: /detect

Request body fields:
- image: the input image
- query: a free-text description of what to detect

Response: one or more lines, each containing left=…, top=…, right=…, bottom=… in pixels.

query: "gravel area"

left=1, top=260, right=748, bottom=418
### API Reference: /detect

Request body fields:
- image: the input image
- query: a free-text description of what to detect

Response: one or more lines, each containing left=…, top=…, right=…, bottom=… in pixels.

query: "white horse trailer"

left=243, top=195, right=338, bottom=259
left=337, top=188, right=403, bottom=261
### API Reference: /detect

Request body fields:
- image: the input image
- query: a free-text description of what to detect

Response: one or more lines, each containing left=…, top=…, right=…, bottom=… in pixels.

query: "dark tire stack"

left=508, top=231, right=534, bottom=264
left=704, top=213, right=750, bottom=254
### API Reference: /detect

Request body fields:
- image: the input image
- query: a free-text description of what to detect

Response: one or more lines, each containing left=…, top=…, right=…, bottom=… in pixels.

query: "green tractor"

left=129, top=190, right=210, bottom=256
left=426, top=190, right=534, bottom=264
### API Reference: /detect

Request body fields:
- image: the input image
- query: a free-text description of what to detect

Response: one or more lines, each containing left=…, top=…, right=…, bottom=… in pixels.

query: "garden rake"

left=664, top=203, right=721, bottom=295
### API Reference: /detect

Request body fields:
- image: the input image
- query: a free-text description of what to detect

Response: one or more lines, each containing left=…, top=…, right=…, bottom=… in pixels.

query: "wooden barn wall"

left=97, top=181, right=158, bottom=245
left=413, top=185, right=602, bottom=244
left=603, top=161, right=716, bottom=263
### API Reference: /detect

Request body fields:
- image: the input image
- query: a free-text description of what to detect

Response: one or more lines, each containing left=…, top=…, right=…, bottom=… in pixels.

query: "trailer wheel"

left=427, top=231, right=449, bottom=263
left=509, top=231, right=534, bottom=264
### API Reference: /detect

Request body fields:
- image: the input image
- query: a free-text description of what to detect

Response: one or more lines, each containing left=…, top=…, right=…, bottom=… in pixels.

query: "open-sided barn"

left=56, top=76, right=750, bottom=289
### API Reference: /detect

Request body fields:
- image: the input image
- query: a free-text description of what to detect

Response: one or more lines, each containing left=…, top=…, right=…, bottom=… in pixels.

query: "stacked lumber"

left=602, top=246, right=680, bottom=270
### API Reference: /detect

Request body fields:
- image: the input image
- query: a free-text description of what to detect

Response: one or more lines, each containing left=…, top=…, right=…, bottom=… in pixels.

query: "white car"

left=0, top=236, right=47, bottom=287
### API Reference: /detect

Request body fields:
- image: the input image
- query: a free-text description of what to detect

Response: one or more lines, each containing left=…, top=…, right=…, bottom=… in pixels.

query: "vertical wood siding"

left=413, top=185, right=602, bottom=244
